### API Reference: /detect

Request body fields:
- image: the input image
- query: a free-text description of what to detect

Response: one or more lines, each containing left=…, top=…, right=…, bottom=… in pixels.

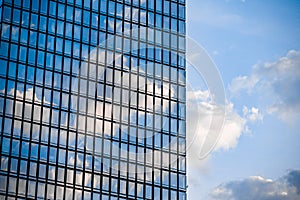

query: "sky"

left=185, top=0, right=300, bottom=199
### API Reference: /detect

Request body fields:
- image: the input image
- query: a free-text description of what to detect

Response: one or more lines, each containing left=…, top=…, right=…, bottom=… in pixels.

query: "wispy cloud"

left=188, top=1, right=268, bottom=36
left=188, top=2, right=244, bottom=29
left=210, top=170, right=300, bottom=200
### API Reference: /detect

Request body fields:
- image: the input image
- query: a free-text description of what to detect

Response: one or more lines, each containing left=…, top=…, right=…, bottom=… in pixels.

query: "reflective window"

left=0, top=0, right=186, bottom=198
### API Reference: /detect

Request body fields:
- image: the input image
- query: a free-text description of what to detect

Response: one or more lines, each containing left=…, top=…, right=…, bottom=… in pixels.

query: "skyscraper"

left=0, top=0, right=186, bottom=199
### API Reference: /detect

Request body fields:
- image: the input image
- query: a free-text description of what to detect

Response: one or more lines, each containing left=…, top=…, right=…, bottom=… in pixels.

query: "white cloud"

left=230, top=50, right=300, bottom=122
left=215, top=102, right=246, bottom=151
left=243, top=106, right=263, bottom=122
left=210, top=170, right=300, bottom=200
left=229, top=75, right=259, bottom=94
left=187, top=89, right=247, bottom=160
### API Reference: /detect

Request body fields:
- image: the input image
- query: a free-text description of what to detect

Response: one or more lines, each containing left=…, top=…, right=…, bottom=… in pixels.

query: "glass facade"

left=0, top=0, right=186, bottom=199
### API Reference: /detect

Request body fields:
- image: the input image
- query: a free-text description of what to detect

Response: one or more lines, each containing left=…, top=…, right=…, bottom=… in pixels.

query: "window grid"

left=0, top=0, right=186, bottom=199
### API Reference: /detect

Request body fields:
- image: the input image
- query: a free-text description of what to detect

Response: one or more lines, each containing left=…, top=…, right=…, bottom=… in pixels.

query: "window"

left=58, top=3, right=65, bottom=19
left=40, top=1, right=48, bottom=14
left=11, top=27, right=19, bottom=43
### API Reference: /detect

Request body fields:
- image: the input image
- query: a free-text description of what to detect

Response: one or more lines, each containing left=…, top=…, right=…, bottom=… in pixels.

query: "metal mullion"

left=125, top=29, right=134, bottom=195
left=176, top=136, right=180, bottom=195
left=99, top=2, right=110, bottom=196
left=133, top=123, right=138, bottom=198
left=113, top=68, right=122, bottom=198
left=167, top=121, right=172, bottom=193
left=153, top=30, right=162, bottom=200
left=111, top=5, right=122, bottom=192
left=84, top=8, right=96, bottom=197
left=141, top=129, right=147, bottom=200
left=90, top=8, right=100, bottom=194
left=14, top=3, right=30, bottom=195
left=116, top=4, right=125, bottom=196
left=102, top=27, right=112, bottom=196
left=109, top=14, right=117, bottom=197
left=70, top=1, right=79, bottom=197
left=37, top=54, right=51, bottom=169
left=78, top=2, right=88, bottom=195
left=33, top=1, right=53, bottom=198
left=0, top=3, right=15, bottom=198
left=54, top=11, right=68, bottom=200
left=138, top=114, right=148, bottom=198
left=150, top=116, right=156, bottom=198
left=0, top=1, right=4, bottom=46
left=90, top=32, right=99, bottom=199
left=116, top=140, right=122, bottom=197
left=82, top=48, right=90, bottom=198
left=63, top=2, right=74, bottom=198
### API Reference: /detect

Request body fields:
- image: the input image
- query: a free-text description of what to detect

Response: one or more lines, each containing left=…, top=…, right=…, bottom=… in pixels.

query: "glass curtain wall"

left=0, top=0, right=186, bottom=199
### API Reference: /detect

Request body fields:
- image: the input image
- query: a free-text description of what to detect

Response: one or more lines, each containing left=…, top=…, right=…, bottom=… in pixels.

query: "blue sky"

left=186, top=0, right=300, bottom=199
